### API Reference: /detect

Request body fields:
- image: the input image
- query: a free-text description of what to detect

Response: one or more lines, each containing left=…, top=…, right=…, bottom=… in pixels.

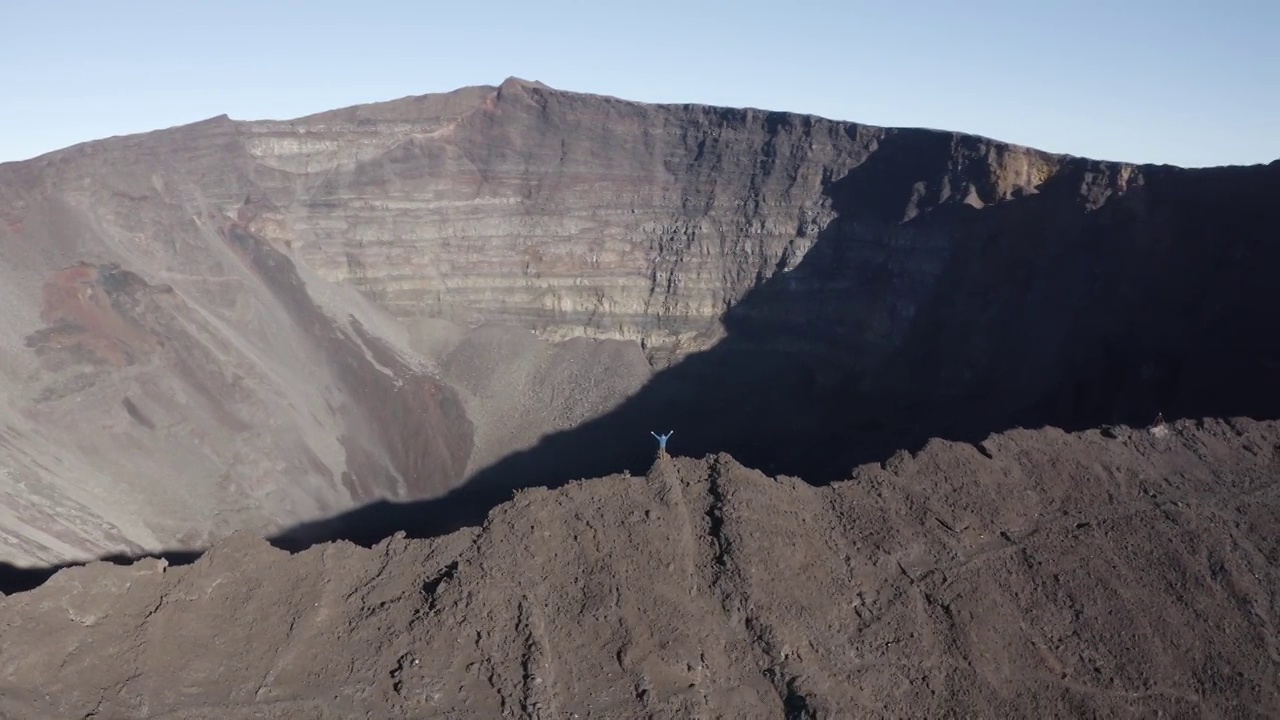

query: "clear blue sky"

left=1, top=0, right=1275, bottom=167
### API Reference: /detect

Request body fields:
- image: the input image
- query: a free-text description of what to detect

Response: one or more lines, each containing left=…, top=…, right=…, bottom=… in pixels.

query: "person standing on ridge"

left=651, top=430, right=674, bottom=459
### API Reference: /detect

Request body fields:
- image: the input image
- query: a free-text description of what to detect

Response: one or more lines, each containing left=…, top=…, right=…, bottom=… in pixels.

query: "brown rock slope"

left=1, top=77, right=1278, bottom=569
left=0, top=202, right=473, bottom=565
left=1, top=418, right=1275, bottom=718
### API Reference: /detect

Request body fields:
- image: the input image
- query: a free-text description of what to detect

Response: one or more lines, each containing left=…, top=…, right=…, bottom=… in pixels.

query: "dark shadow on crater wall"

left=7, top=146, right=1279, bottom=580
left=268, top=147, right=1280, bottom=551
left=0, top=550, right=201, bottom=596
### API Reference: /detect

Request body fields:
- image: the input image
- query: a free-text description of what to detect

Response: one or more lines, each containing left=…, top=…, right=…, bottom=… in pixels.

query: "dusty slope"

left=0, top=208, right=473, bottom=566
left=1, top=418, right=1275, bottom=719
left=440, top=325, right=652, bottom=476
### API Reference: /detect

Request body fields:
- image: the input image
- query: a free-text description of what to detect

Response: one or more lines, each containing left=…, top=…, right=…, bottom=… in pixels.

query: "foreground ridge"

left=2, top=419, right=1276, bottom=718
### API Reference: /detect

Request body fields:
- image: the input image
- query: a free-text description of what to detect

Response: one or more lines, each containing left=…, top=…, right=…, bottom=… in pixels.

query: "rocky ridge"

left=1, top=418, right=1276, bottom=718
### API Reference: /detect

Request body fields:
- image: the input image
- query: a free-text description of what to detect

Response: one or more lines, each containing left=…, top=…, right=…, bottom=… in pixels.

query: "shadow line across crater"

left=269, top=146, right=1280, bottom=551
left=4, top=144, right=1277, bottom=590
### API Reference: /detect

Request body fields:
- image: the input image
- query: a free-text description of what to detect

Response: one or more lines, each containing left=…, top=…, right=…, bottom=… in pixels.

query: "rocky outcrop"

left=2, top=419, right=1276, bottom=718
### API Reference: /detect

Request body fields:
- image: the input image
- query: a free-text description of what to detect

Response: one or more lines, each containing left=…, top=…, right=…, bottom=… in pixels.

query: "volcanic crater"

left=0, top=78, right=1277, bottom=718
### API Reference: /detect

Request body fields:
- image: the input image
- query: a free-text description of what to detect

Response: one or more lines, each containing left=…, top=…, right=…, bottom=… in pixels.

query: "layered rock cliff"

left=240, top=78, right=1066, bottom=360
left=0, top=77, right=1277, bottom=565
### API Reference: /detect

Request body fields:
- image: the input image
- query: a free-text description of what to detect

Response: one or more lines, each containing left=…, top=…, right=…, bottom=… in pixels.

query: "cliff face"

left=238, top=78, right=863, bottom=360
left=240, top=77, right=1280, bottom=437
left=0, top=77, right=1277, bottom=564
left=238, top=79, right=1084, bottom=362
